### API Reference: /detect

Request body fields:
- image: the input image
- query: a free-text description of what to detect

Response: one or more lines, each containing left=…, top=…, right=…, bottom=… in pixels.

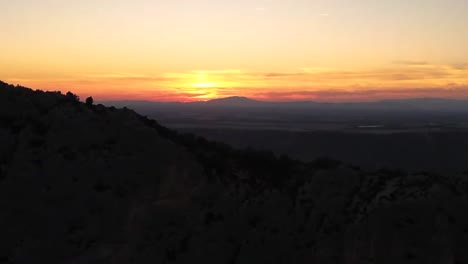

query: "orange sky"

left=1, top=1, right=468, bottom=101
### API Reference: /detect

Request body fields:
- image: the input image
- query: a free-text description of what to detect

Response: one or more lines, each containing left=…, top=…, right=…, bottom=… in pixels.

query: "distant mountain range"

left=104, top=96, right=468, bottom=112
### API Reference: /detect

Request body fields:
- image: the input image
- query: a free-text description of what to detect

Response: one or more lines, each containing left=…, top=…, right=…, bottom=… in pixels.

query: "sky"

left=1, top=0, right=468, bottom=101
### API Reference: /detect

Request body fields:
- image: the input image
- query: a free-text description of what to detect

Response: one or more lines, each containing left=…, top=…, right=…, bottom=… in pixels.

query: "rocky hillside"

left=2, top=81, right=468, bottom=264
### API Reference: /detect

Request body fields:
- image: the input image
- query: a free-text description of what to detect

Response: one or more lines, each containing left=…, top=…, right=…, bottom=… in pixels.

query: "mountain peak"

left=207, top=96, right=256, bottom=102
left=205, top=96, right=260, bottom=106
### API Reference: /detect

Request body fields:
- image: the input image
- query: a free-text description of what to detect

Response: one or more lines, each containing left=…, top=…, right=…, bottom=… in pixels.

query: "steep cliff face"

left=1, top=81, right=468, bottom=264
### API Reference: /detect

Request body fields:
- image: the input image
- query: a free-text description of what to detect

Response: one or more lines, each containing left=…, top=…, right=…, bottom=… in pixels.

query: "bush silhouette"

left=66, top=91, right=79, bottom=102
left=86, top=96, right=94, bottom=106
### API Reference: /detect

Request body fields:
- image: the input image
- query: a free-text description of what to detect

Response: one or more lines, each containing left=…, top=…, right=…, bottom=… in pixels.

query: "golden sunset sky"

left=1, top=0, right=468, bottom=101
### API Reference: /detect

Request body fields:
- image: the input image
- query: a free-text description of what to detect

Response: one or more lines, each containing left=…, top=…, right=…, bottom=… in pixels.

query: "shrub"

left=66, top=92, right=79, bottom=102
left=85, top=97, right=94, bottom=106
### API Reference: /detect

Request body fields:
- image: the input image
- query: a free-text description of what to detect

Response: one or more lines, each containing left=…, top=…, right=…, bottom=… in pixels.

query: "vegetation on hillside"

left=1, top=81, right=468, bottom=264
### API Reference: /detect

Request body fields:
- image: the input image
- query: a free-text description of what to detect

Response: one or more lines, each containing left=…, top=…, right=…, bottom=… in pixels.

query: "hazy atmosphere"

left=3, top=1, right=468, bottom=263
left=2, top=0, right=468, bottom=101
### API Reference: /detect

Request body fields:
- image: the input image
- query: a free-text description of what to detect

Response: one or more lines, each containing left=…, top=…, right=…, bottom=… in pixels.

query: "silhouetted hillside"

left=177, top=128, right=468, bottom=171
left=2, top=81, right=468, bottom=264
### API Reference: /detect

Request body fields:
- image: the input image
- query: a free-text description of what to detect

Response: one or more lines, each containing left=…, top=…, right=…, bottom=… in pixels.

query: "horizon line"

left=3, top=80, right=468, bottom=104
left=97, top=95, right=468, bottom=104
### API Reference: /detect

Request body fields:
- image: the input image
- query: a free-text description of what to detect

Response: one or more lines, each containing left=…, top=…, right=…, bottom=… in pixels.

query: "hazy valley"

left=107, top=97, right=468, bottom=171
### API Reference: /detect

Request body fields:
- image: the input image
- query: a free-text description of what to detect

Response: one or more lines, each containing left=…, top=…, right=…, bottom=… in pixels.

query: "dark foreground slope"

left=2, top=81, right=468, bottom=264
left=178, top=128, right=468, bottom=171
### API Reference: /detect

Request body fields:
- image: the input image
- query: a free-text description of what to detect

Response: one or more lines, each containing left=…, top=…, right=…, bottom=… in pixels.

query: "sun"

left=183, top=72, right=237, bottom=100
left=189, top=82, right=220, bottom=100
left=192, top=82, right=218, bottom=88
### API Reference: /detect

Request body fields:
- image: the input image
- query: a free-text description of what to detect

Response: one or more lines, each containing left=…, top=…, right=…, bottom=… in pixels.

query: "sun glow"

left=181, top=71, right=239, bottom=100
left=1, top=1, right=468, bottom=102
left=192, top=82, right=218, bottom=88
left=189, top=82, right=219, bottom=100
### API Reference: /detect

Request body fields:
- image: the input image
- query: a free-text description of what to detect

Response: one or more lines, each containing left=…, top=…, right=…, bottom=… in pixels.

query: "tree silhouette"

left=66, top=91, right=79, bottom=102
left=86, top=97, right=94, bottom=106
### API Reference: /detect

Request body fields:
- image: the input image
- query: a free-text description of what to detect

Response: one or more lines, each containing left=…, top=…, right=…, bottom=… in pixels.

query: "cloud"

left=145, top=64, right=468, bottom=100
left=261, top=72, right=306, bottom=78
left=451, top=63, right=468, bottom=70
left=80, top=73, right=174, bottom=82
left=164, top=63, right=467, bottom=87
left=319, top=13, right=330, bottom=17
left=393, top=60, right=429, bottom=66
left=252, top=86, right=468, bottom=102
left=8, top=62, right=468, bottom=102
